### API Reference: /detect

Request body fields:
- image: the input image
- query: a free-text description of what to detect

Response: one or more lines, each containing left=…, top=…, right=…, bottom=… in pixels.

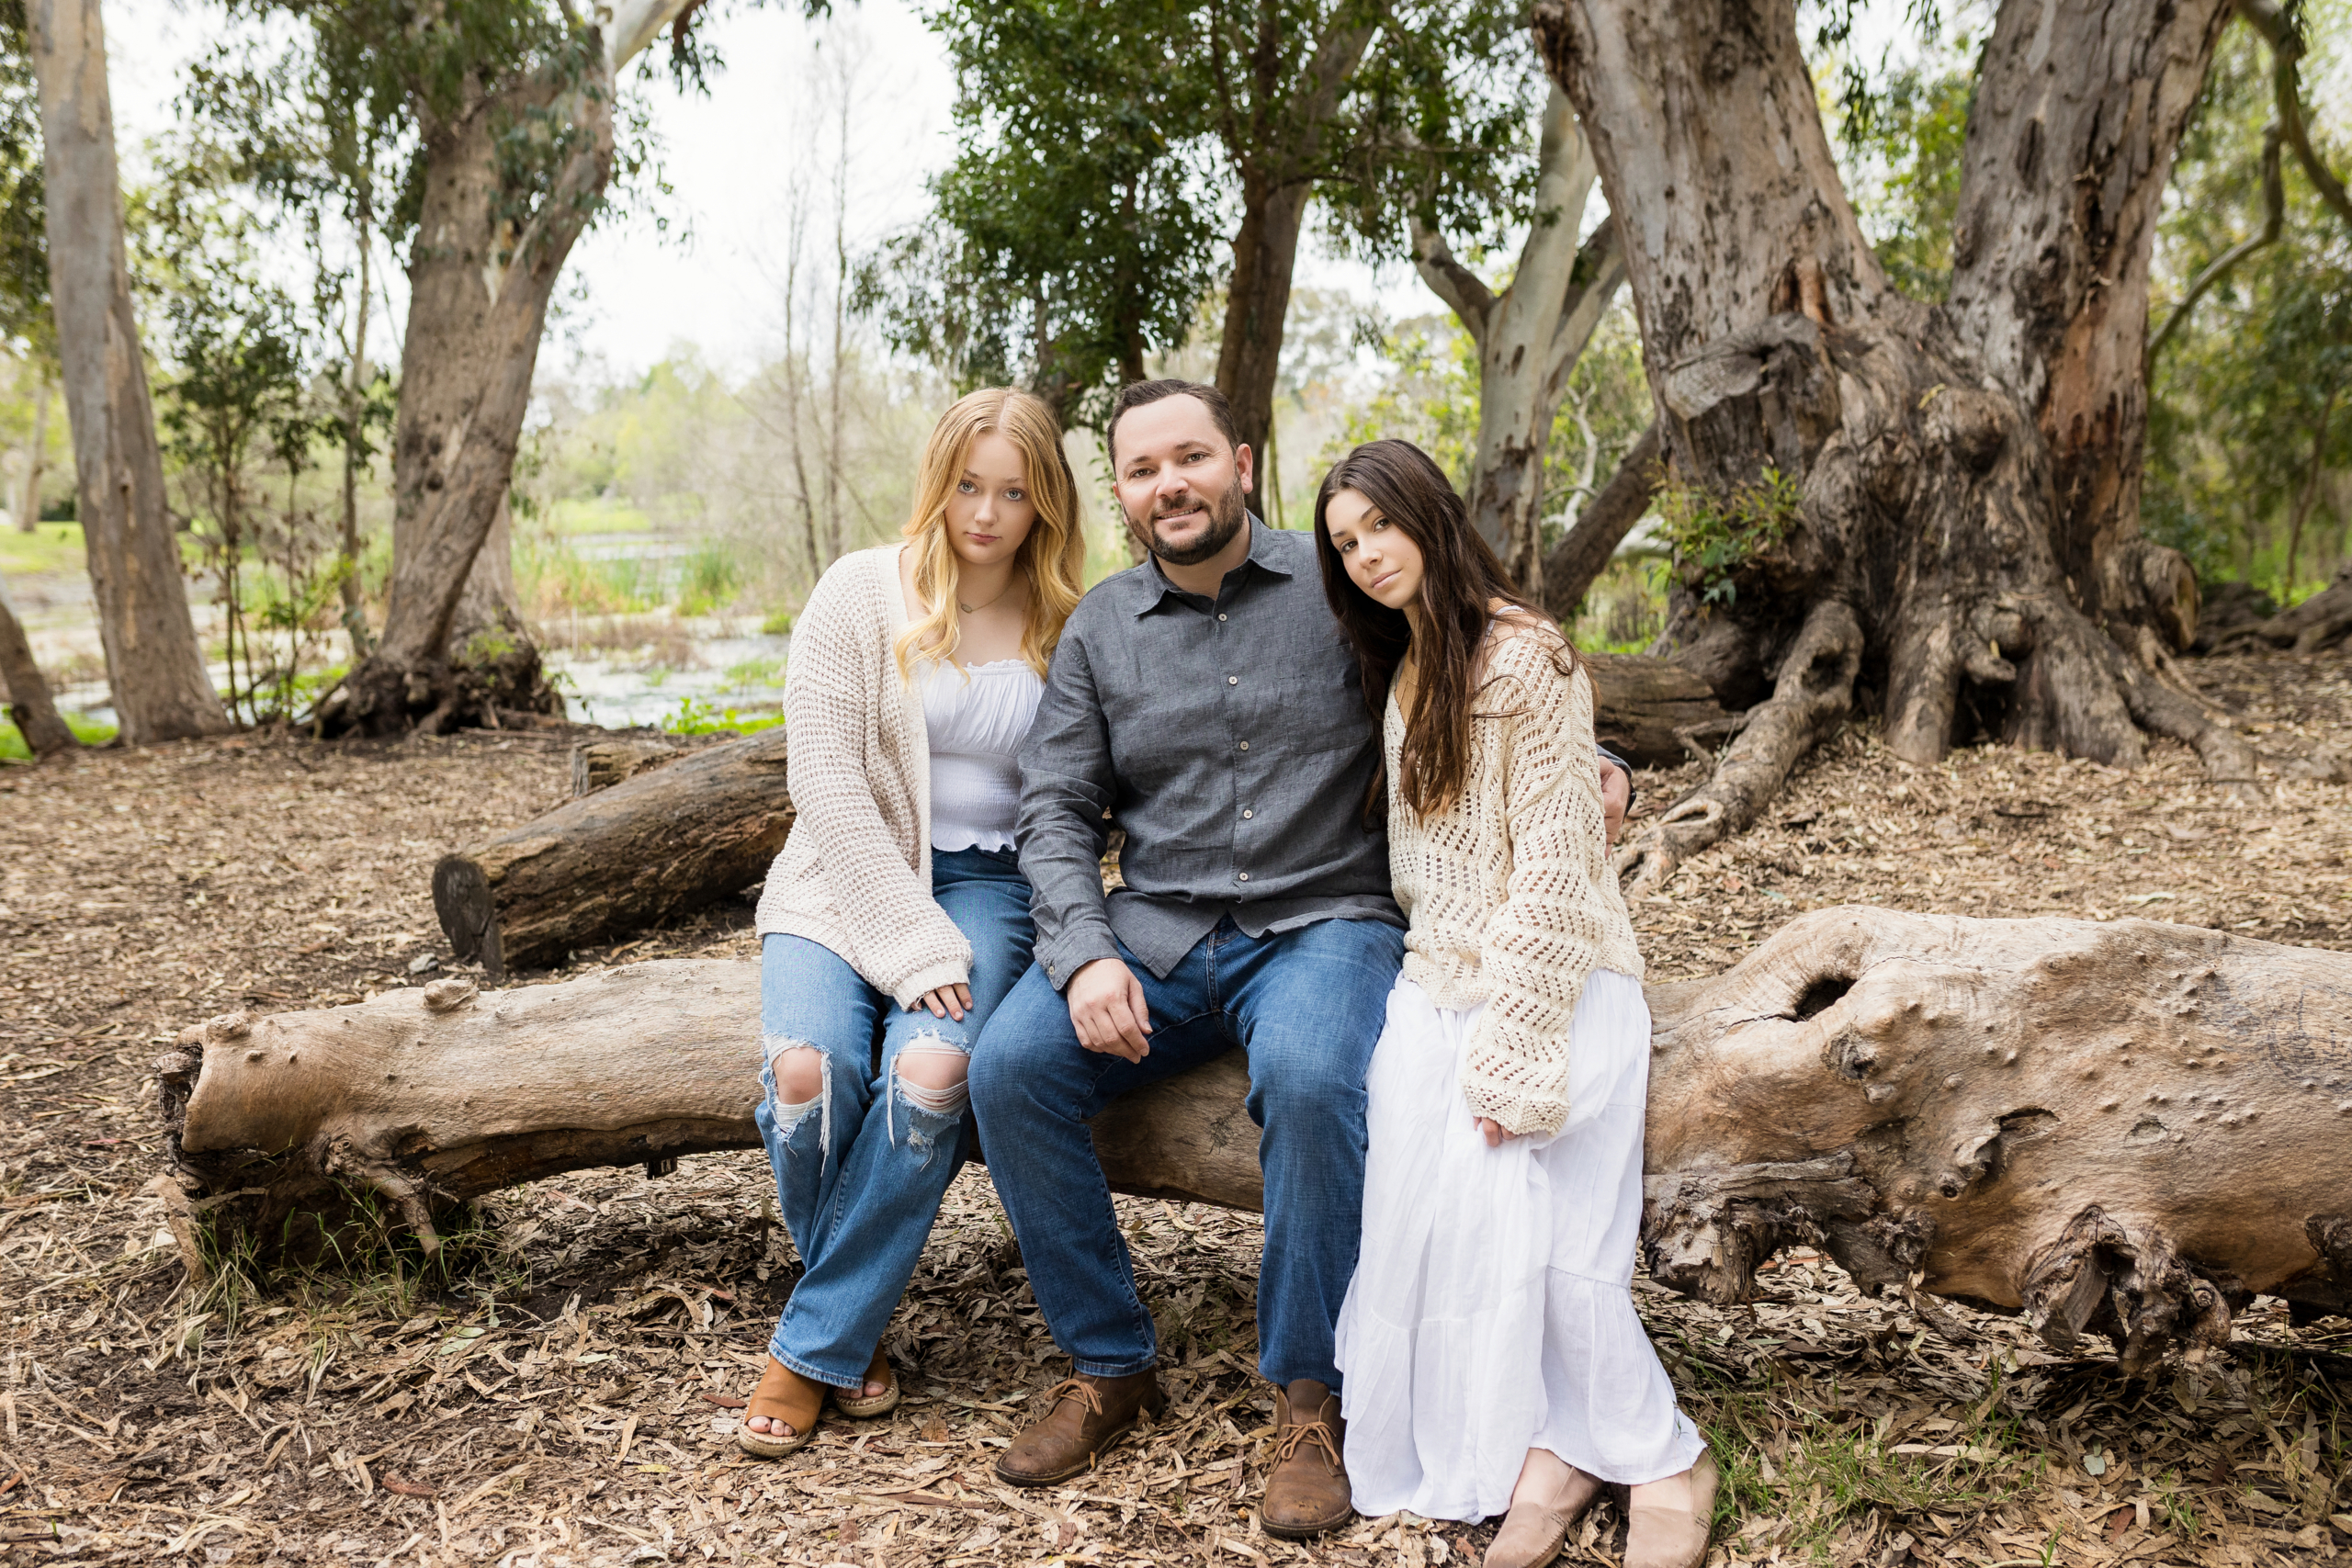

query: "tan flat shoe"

left=831, top=1344, right=899, bottom=1418
left=1624, top=1450, right=1718, bottom=1568
left=736, top=1355, right=827, bottom=1459
left=1483, top=1463, right=1600, bottom=1568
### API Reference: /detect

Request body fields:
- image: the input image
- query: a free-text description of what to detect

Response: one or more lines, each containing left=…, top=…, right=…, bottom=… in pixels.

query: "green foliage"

left=660, top=695, right=783, bottom=735
left=759, top=608, right=797, bottom=636
left=2146, top=7, right=2352, bottom=600
left=514, top=527, right=661, bottom=618
left=0, top=522, right=83, bottom=577
left=674, top=539, right=746, bottom=616
left=0, top=709, right=115, bottom=761
left=880, top=0, right=1537, bottom=430
left=1838, top=51, right=1975, bottom=300
left=1653, top=466, right=1804, bottom=607
left=1325, top=318, right=1480, bottom=487
left=0, top=1, right=51, bottom=363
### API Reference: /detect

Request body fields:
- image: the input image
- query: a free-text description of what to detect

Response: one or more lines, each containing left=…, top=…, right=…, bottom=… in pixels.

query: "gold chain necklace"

left=957, top=577, right=1018, bottom=615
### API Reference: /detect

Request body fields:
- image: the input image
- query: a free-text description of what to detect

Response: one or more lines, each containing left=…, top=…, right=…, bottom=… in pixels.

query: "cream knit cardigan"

left=755, top=545, right=973, bottom=1006
left=1387, top=626, right=1645, bottom=1137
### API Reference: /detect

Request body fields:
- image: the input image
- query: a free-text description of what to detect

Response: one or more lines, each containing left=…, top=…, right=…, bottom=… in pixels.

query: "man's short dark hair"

left=1105, top=378, right=1242, bottom=468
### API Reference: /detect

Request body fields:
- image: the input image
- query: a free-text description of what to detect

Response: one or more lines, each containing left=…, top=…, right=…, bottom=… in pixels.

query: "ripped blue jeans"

left=754, top=845, right=1033, bottom=1389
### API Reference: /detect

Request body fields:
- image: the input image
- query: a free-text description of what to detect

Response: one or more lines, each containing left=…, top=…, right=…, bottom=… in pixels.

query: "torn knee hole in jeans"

left=763, top=1038, right=830, bottom=1152
left=890, top=1034, right=970, bottom=1159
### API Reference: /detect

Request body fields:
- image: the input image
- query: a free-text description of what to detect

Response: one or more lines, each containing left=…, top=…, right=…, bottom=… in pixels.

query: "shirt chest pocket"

left=1261, top=666, right=1373, bottom=757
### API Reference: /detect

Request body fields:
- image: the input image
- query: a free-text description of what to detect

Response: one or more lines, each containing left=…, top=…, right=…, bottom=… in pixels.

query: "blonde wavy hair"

left=893, top=387, right=1086, bottom=683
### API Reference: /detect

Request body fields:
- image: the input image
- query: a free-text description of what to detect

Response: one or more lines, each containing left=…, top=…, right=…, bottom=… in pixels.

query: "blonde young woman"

left=737, top=388, right=1086, bottom=1457
left=1317, top=441, right=1714, bottom=1568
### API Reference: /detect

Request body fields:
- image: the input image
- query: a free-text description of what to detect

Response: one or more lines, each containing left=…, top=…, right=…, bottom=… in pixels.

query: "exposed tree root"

left=158, top=911, right=2352, bottom=1372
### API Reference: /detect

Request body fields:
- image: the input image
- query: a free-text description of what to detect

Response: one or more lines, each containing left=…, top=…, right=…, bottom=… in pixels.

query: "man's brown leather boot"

left=994, top=1371, right=1166, bottom=1487
left=1261, top=1379, right=1351, bottom=1539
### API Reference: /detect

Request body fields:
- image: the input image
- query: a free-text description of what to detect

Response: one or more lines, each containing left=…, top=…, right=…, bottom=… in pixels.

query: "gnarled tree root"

left=158, top=910, right=2352, bottom=1371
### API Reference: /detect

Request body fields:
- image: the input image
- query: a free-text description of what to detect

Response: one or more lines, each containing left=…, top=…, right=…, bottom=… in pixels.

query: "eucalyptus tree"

left=895, top=0, right=1533, bottom=461
left=1406, top=83, right=1627, bottom=586
left=232, top=0, right=711, bottom=736
left=22, top=0, right=233, bottom=743
left=1533, top=0, right=2267, bottom=892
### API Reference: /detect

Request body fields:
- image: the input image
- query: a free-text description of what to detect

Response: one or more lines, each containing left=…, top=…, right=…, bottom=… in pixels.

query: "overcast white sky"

left=98, top=0, right=1956, bottom=385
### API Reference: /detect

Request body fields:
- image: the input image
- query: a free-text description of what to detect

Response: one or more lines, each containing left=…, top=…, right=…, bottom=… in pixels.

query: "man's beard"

left=1133, top=475, right=1249, bottom=567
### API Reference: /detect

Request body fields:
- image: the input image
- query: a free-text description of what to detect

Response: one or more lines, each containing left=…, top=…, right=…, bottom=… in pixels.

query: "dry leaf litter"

left=1, top=649, right=2346, bottom=1567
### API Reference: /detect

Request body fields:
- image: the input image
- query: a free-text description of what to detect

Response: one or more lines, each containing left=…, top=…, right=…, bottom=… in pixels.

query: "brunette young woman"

left=736, top=387, right=1087, bottom=1457
left=1316, top=440, right=1715, bottom=1568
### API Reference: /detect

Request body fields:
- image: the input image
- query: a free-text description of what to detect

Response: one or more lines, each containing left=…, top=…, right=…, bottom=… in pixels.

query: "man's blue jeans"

left=969, top=915, right=1404, bottom=1390
left=754, top=845, right=1035, bottom=1389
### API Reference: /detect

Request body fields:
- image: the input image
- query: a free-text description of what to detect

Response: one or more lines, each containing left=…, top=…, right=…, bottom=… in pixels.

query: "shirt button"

left=1242, top=809, right=1254, bottom=819
left=1238, top=872, right=1250, bottom=882
left=1218, top=614, right=1228, bottom=622
left=1238, top=740, right=1250, bottom=750
left=1227, top=675, right=1238, bottom=685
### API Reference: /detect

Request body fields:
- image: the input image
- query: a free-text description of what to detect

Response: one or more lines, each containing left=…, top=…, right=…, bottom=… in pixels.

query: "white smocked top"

left=916, top=658, right=1045, bottom=853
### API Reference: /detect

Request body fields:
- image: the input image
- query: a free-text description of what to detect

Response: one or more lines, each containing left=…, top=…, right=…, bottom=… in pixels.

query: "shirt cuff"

left=1035, top=927, right=1123, bottom=993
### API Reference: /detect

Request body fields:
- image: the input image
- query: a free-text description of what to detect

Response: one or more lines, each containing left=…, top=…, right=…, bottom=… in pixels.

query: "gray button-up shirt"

left=1017, top=520, right=1403, bottom=989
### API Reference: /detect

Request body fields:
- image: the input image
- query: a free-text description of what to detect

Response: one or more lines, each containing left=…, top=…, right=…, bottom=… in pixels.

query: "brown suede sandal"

left=736, top=1355, right=827, bottom=1459
left=831, top=1344, right=899, bottom=1418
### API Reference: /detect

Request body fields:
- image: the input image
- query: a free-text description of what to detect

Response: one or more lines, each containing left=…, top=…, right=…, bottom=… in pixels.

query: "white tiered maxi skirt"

left=1334, top=970, right=1706, bottom=1523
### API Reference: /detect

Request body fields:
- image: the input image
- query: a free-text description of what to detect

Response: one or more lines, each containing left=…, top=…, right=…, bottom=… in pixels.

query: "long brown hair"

left=1312, top=439, right=1574, bottom=819
left=893, top=387, right=1087, bottom=682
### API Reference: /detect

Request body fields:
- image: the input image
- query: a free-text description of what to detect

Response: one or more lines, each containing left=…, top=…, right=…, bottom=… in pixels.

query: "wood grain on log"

left=1580, top=653, right=1731, bottom=768
left=431, top=730, right=792, bottom=978
left=162, top=909, right=2352, bottom=1371
left=570, top=731, right=740, bottom=797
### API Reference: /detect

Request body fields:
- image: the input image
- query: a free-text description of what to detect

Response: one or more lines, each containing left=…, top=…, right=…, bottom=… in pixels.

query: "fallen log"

left=430, top=728, right=792, bottom=978
left=159, top=909, right=2352, bottom=1370
left=432, top=666, right=1724, bottom=974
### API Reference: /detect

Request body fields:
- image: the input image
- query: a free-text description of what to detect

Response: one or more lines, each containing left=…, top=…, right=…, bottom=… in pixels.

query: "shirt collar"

left=1129, top=515, right=1289, bottom=615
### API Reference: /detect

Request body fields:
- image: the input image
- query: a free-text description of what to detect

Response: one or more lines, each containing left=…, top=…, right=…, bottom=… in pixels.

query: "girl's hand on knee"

left=914, top=984, right=972, bottom=1022
left=1474, top=1116, right=1520, bottom=1148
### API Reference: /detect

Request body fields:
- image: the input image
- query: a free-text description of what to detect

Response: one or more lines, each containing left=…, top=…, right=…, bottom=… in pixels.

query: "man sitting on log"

left=967, top=379, right=1628, bottom=1539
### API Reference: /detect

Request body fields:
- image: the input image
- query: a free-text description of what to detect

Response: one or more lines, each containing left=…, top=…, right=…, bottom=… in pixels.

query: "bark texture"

left=1581, top=650, right=1729, bottom=767
left=27, top=0, right=231, bottom=745
left=158, top=910, right=2352, bottom=1371
left=1532, top=0, right=2259, bottom=896
left=1411, top=85, right=1627, bottom=585
left=432, top=727, right=792, bottom=978
left=2223, top=563, right=2352, bottom=654
left=0, top=567, right=74, bottom=755
left=326, top=6, right=686, bottom=737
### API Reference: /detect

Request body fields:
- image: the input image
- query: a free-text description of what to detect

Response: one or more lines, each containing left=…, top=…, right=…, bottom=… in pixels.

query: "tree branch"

left=1538, top=419, right=1661, bottom=622
left=1545, top=218, right=1625, bottom=388
left=2236, top=0, right=2352, bottom=231
left=2146, top=125, right=2284, bottom=374
left=1408, top=219, right=1494, bottom=342
left=603, top=0, right=697, bottom=72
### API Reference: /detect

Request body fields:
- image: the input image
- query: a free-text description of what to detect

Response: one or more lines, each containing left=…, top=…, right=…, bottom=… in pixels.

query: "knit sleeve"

left=1456, top=641, right=1611, bottom=1138
left=783, top=562, right=970, bottom=1003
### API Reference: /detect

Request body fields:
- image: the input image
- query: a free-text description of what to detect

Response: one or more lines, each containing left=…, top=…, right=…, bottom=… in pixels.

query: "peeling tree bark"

left=1531, top=0, right=2262, bottom=897
left=156, top=909, right=2352, bottom=1372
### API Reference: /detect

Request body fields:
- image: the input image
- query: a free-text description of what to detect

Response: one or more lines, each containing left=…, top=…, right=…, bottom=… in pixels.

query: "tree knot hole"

left=1792, top=974, right=1854, bottom=1021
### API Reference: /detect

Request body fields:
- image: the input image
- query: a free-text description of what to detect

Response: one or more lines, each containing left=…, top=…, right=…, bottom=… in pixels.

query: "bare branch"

left=2236, top=0, right=2352, bottom=230
left=2146, top=125, right=2284, bottom=373
left=1408, top=220, right=1494, bottom=342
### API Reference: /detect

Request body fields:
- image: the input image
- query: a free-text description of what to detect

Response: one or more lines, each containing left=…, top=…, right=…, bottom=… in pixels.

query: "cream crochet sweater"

left=1388, top=626, right=1645, bottom=1137
left=755, top=546, right=973, bottom=1007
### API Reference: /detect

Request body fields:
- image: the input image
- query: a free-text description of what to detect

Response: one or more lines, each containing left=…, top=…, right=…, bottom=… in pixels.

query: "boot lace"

left=1272, top=1416, right=1340, bottom=1471
left=1042, top=1377, right=1104, bottom=1421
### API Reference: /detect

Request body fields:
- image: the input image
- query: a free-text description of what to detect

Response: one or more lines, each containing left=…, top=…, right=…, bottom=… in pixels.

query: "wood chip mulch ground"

left=2, top=649, right=2346, bottom=1567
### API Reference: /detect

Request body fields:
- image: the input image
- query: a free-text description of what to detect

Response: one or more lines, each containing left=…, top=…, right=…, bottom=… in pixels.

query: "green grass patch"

left=516, top=531, right=661, bottom=617
left=0, top=522, right=86, bottom=577
left=0, top=710, right=119, bottom=760
left=661, top=695, right=783, bottom=736
left=720, top=654, right=787, bottom=691
left=674, top=539, right=746, bottom=616
left=548, top=497, right=654, bottom=536
left=759, top=607, right=796, bottom=636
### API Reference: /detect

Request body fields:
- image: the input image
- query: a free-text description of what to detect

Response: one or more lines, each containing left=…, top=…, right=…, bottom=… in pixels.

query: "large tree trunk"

left=1412, top=85, right=1627, bottom=589
left=155, top=910, right=2352, bottom=1372
left=0, top=566, right=74, bottom=755
left=1532, top=0, right=2259, bottom=896
left=1211, top=19, right=1376, bottom=462
left=433, top=728, right=793, bottom=978
left=26, top=0, right=232, bottom=746
left=324, top=6, right=688, bottom=738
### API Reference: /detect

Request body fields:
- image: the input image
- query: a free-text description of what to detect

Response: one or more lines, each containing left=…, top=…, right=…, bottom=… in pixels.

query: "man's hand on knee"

left=1067, top=958, right=1153, bottom=1062
left=1600, top=757, right=1631, bottom=845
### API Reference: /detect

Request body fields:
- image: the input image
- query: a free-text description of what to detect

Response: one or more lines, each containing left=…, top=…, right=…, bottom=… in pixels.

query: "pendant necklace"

left=958, top=578, right=1018, bottom=615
